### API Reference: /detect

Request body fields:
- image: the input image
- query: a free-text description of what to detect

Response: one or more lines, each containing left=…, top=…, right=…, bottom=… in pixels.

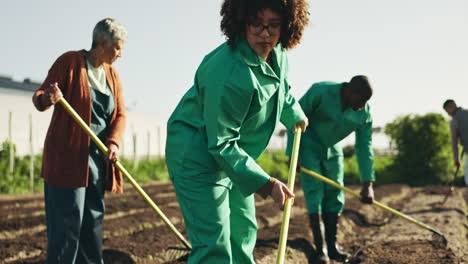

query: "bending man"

left=286, top=75, right=375, bottom=263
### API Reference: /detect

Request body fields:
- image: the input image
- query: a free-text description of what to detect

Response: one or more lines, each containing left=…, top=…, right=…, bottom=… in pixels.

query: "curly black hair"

left=220, top=0, right=309, bottom=49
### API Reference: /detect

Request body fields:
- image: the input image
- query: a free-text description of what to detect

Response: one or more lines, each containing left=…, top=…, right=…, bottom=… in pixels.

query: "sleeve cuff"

left=282, top=104, right=306, bottom=130
left=238, top=173, right=270, bottom=197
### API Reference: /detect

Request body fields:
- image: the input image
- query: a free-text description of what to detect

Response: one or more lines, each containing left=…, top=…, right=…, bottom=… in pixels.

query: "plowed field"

left=1, top=182, right=466, bottom=263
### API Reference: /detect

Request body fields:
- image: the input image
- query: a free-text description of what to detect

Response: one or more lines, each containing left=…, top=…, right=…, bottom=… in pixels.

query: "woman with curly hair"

left=165, top=0, right=309, bottom=262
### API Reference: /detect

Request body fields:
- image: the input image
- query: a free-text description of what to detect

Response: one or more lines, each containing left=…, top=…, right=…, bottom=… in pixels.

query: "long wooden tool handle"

left=300, top=167, right=446, bottom=241
left=276, top=128, right=302, bottom=264
left=58, top=98, right=192, bottom=250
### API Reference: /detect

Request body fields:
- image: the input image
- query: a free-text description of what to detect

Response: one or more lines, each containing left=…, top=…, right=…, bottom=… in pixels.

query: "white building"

left=0, top=75, right=166, bottom=158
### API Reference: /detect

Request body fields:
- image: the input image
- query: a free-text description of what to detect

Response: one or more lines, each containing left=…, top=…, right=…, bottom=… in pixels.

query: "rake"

left=300, top=167, right=448, bottom=247
left=439, top=166, right=460, bottom=205
left=440, top=150, right=464, bottom=206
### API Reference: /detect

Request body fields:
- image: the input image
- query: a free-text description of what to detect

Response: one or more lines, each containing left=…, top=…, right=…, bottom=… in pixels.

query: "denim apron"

left=45, top=71, right=114, bottom=264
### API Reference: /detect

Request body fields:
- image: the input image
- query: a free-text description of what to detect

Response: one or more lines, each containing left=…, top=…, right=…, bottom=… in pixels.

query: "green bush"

left=0, top=141, right=43, bottom=194
left=384, top=113, right=453, bottom=185
left=345, top=113, right=455, bottom=186
left=343, top=156, right=359, bottom=183
left=120, top=157, right=169, bottom=183
left=343, top=155, right=396, bottom=185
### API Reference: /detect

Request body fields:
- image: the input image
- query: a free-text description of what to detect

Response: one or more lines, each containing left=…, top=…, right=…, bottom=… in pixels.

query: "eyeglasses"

left=248, top=22, right=281, bottom=36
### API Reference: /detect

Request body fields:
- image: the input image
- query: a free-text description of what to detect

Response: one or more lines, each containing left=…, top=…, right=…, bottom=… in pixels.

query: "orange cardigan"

left=33, top=50, right=126, bottom=194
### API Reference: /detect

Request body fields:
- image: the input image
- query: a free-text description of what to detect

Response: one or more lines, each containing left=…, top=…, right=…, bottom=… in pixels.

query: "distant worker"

left=32, top=18, right=127, bottom=264
left=443, top=99, right=468, bottom=186
left=286, top=76, right=376, bottom=264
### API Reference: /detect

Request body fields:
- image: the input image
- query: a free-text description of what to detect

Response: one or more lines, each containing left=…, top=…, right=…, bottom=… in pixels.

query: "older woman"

left=165, top=0, right=309, bottom=263
left=32, top=18, right=127, bottom=264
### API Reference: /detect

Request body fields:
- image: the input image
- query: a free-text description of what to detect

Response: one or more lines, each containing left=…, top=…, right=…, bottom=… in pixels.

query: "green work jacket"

left=287, top=82, right=375, bottom=182
left=166, top=38, right=306, bottom=196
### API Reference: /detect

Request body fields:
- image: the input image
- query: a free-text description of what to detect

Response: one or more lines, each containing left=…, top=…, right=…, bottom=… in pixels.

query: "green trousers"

left=171, top=173, right=257, bottom=264
left=301, top=155, right=345, bottom=214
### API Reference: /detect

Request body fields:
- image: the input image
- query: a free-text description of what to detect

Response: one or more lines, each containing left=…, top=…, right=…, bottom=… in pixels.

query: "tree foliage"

left=384, top=113, right=453, bottom=185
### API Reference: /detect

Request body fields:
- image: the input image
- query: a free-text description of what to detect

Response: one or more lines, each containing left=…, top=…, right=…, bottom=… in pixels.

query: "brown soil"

left=0, top=182, right=466, bottom=264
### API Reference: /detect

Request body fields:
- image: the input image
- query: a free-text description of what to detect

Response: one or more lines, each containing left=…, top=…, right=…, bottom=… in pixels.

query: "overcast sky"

left=1, top=0, right=467, bottom=129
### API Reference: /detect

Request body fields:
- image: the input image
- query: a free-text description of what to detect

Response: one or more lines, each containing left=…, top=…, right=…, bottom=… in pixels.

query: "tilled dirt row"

left=0, top=182, right=466, bottom=264
left=339, top=185, right=466, bottom=264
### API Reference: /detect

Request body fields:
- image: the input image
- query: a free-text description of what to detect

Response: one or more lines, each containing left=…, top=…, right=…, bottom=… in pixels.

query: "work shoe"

left=309, top=213, right=330, bottom=264
left=323, top=213, right=350, bottom=262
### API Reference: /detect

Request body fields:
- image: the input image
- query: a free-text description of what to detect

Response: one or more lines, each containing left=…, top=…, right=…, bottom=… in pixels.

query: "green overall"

left=286, top=82, right=374, bottom=214
left=166, top=38, right=305, bottom=263
left=45, top=69, right=114, bottom=264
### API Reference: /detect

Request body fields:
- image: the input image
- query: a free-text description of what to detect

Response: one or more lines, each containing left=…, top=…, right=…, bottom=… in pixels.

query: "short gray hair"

left=92, top=18, right=128, bottom=48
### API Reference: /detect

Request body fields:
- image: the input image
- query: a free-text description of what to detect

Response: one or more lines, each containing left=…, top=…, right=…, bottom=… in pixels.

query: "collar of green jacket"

left=235, top=37, right=285, bottom=82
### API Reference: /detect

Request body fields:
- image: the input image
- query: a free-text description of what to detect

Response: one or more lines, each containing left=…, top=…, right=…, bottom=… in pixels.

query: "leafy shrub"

left=384, top=113, right=453, bottom=185
left=343, top=155, right=396, bottom=185
left=0, top=141, right=43, bottom=193
left=120, top=157, right=169, bottom=183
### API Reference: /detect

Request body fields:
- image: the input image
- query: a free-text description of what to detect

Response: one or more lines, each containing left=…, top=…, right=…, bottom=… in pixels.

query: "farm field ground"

left=0, top=182, right=466, bottom=264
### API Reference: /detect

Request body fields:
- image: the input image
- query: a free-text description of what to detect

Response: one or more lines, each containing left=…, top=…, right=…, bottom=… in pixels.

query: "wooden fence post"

left=133, top=132, right=138, bottom=169
left=147, top=130, right=151, bottom=160
left=29, top=114, right=34, bottom=192
left=157, top=126, right=161, bottom=157
left=8, top=111, right=14, bottom=178
left=121, top=133, right=125, bottom=159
